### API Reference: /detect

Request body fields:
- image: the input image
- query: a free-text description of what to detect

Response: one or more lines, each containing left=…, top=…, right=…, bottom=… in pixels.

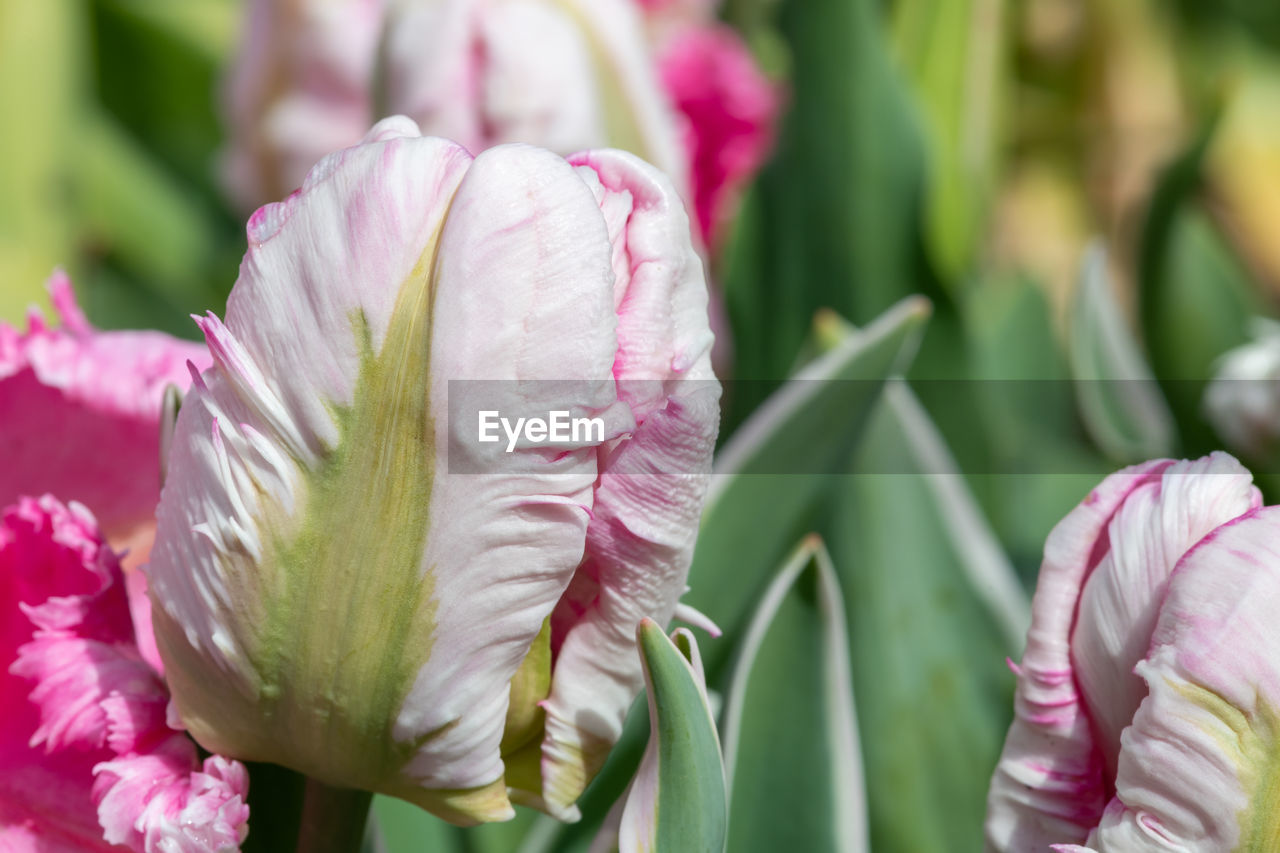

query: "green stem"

left=295, top=779, right=373, bottom=853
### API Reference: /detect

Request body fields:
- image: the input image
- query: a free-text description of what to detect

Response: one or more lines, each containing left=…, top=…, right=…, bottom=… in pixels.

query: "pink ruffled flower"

left=0, top=271, right=212, bottom=569
left=985, top=451, right=1280, bottom=850
left=1, top=495, right=249, bottom=852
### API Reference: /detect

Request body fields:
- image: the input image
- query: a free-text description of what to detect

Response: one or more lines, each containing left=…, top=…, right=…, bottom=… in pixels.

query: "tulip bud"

left=1204, top=319, right=1280, bottom=461
left=148, top=117, right=720, bottom=824
left=985, top=452, right=1263, bottom=850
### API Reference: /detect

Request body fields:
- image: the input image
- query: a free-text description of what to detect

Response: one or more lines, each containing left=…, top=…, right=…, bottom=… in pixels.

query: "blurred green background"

left=6, top=0, right=1280, bottom=849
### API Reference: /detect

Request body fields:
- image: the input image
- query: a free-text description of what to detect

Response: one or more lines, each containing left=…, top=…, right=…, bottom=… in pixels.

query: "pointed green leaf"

left=828, top=381, right=1026, bottom=853
left=622, top=622, right=726, bottom=853
left=1069, top=244, right=1177, bottom=461
left=721, top=537, right=866, bottom=852
left=689, top=298, right=930, bottom=676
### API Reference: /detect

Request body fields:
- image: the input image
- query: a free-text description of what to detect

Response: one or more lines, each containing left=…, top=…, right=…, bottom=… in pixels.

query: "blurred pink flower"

left=985, top=452, right=1280, bottom=850
left=222, top=0, right=776, bottom=249
left=2, top=495, right=248, bottom=852
left=654, top=23, right=777, bottom=248
left=221, top=0, right=387, bottom=210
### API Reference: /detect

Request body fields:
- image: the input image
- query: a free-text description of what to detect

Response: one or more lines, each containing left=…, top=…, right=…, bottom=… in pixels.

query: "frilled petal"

left=4, top=495, right=248, bottom=850
left=539, top=150, right=719, bottom=815
left=1070, top=506, right=1280, bottom=850
left=150, top=119, right=648, bottom=822
left=95, top=738, right=249, bottom=853
left=656, top=24, right=777, bottom=247
left=0, top=273, right=211, bottom=559
left=1, top=497, right=127, bottom=850
left=1070, top=453, right=1260, bottom=775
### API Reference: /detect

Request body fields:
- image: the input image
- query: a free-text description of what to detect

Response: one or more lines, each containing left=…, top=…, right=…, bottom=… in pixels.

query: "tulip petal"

left=94, top=738, right=249, bottom=853
left=1070, top=452, right=1260, bottom=775
left=222, top=0, right=385, bottom=208
left=539, top=150, right=719, bottom=815
left=383, top=0, right=686, bottom=188
left=1, top=497, right=127, bottom=850
left=985, top=459, right=1171, bottom=851
left=656, top=23, right=777, bottom=247
left=397, top=141, right=631, bottom=803
left=1076, top=506, right=1280, bottom=850
left=150, top=120, right=479, bottom=804
left=0, top=271, right=210, bottom=552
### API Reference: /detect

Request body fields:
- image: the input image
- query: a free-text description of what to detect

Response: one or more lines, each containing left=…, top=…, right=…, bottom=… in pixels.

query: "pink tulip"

left=1, top=495, right=248, bottom=851
left=149, top=118, right=720, bottom=825
left=985, top=452, right=1273, bottom=850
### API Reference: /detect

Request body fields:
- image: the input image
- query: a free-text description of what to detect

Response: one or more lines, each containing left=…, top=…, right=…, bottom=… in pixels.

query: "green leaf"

left=0, top=0, right=83, bottom=320
left=825, top=382, right=1025, bottom=853
left=1069, top=244, right=1176, bottom=461
left=721, top=0, right=927, bottom=420
left=72, top=112, right=224, bottom=310
left=721, top=537, right=866, bottom=852
left=891, top=0, right=1006, bottom=280
left=601, top=623, right=726, bottom=853
left=689, top=297, right=930, bottom=677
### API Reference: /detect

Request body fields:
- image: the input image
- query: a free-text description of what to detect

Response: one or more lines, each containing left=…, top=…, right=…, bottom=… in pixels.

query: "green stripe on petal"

left=251, top=244, right=440, bottom=785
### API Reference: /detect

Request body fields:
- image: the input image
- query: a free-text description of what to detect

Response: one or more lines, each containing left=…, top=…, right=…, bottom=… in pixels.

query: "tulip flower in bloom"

left=149, top=116, right=720, bottom=824
left=985, top=451, right=1276, bottom=850
left=2, top=495, right=248, bottom=851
